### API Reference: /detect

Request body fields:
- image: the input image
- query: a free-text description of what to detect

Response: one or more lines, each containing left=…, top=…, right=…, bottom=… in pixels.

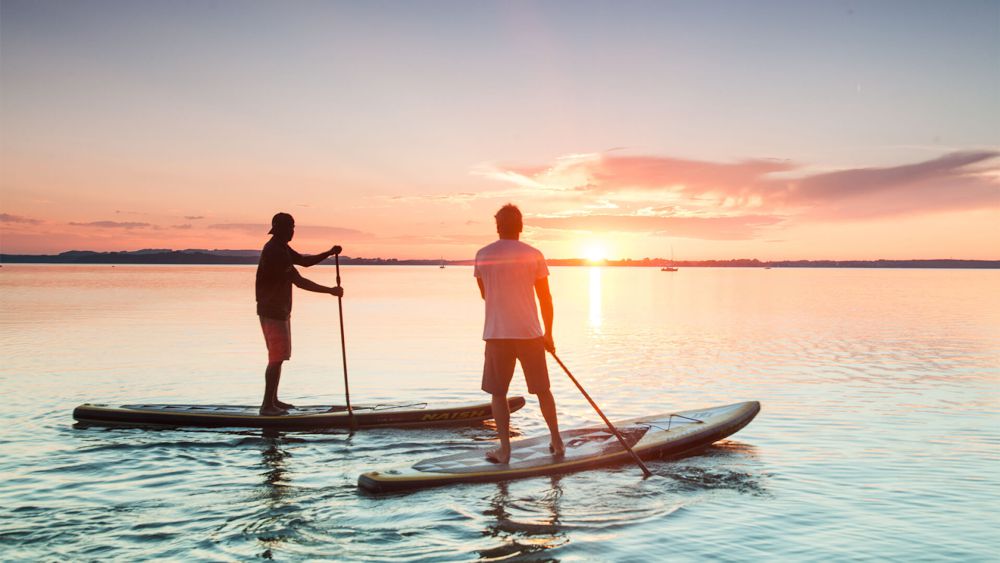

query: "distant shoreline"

left=1, top=250, right=997, bottom=269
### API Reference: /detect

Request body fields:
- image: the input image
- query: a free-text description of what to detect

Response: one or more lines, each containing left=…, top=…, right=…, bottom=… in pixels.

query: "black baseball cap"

left=268, top=212, right=294, bottom=234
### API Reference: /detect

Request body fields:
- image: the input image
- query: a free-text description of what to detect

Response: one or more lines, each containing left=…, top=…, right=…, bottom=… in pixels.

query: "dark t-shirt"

left=255, top=238, right=303, bottom=320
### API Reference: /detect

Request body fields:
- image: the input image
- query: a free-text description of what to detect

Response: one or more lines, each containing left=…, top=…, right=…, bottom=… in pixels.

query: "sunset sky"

left=2, top=1, right=998, bottom=260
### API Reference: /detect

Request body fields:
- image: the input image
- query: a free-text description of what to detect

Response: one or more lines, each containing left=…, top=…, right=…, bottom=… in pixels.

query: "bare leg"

left=486, top=393, right=511, bottom=464
left=272, top=359, right=293, bottom=408
left=536, top=389, right=564, bottom=455
left=260, top=361, right=288, bottom=416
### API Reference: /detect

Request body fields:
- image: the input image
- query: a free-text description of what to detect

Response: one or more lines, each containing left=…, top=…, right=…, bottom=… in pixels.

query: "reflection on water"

left=260, top=432, right=291, bottom=500
left=479, top=479, right=567, bottom=560
left=588, top=266, right=602, bottom=330
left=257, top=432, right=292, bottom=559
left=0, top=265, right=998, bottom=560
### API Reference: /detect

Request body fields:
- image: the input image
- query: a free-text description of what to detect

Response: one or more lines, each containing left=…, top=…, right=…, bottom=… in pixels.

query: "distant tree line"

left=0, top=250, right=997, bottom=269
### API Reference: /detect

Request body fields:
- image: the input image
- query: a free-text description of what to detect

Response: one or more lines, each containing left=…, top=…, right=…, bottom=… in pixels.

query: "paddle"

left=334, top=250, right=356, bottom=431
left=548, top=351, right=653, bottom=478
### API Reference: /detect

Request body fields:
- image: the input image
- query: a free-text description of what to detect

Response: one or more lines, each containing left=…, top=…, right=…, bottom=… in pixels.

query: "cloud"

left=184, top=215, right=204, bottom=220
left=789, top=151, right=996, bottom=200
left=381, top=232, right=488, bottom=245
left=386, top=190, right=524, bottom=205
left=69, top=221, right=151, bottom=229
left=481, top=152, right=792, bottom=195
left=0, top=213, right=41, bottom=225
left=376, top=150, right=998, bottom=244
left=388, top=192, right=482, bottom=203
left=485, top=150, right=1000, bottom=223
left=582, top=155, right=794, bottom=195
left=765, top=151, right=1000, bottom=219
left=530, top=214, right=784, bottom=240
left=474, top=153, right=604, bottom=193
left=208, top=223, right=374, bottom=239
left=501, top=164, right=552, bottom=178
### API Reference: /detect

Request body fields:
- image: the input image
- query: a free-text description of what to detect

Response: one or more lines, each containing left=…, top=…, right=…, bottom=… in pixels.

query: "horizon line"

left=1, top=249, right=998, bottom=266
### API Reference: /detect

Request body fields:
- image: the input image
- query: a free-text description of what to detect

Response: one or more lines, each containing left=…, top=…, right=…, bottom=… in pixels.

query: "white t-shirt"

left=474, top=239, right=549, bottom=340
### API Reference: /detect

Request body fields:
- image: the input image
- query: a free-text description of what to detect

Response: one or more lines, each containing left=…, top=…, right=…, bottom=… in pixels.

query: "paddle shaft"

left=549, top=351, right=653, bottom=478
left=334, top=253, right=355, bottom=429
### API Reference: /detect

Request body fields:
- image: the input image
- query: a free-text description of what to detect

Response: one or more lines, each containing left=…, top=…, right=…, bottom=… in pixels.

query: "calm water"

left=1, top=265, right=998, bottom=561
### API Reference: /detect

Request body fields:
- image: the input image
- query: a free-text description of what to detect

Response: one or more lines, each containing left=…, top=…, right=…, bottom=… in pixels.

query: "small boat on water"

left=661, top=245, right=679, bottom=272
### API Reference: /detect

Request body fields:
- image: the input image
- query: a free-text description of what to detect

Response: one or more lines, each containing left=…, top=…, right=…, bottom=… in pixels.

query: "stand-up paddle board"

left=358, top=401, right=759, bottom=492
left=73, top=396, right=526, bottom=429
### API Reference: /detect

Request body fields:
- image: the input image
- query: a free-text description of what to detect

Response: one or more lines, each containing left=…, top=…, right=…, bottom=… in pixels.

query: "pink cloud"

left=496, top=163, right=553, bottom=178
left=445, top=149, right=997, bottom=244
left=208, top=223, right=374, bottom=239
left=0, top=213, right=41, bottom=225
left=388, top=192, right=481, bottom=203
left=208, top=223, right=270, bottom=233
left=787, top=151, right=996, bottom=201
left=580, top=155, right=794, bottom=195
left=381, top=233, right=487, bottom=245
left=486, top=150, right=999, bottom=225
left=68, top=221, right=151, bottom=229
left=768, top=151, right=1000, bottom=219
left=530, top=214, right=784, bottom=240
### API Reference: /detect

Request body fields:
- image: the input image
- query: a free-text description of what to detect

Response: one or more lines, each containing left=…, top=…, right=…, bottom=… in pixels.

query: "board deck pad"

left=73, top=396, right=526, bottom=430
left=414, top=426, right=650, bottom=474
left=115, top=404, right=404, bottom=415
left=359, top=401, right=760, bottom=492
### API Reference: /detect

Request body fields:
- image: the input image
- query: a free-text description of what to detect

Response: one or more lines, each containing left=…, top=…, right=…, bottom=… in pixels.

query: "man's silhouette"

left=474, top=204, right=564, bottom=463
left=256, top=212, right=343, bottom=416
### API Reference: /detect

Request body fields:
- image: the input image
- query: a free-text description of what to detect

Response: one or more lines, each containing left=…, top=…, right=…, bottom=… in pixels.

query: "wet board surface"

left=73, top=396, right=526, bottom=429
left=358, top=401, right=760, bottom=492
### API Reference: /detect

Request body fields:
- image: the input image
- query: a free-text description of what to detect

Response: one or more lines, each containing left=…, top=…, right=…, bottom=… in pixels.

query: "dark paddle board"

left=358, top=401, right=760, bottom=492
left=73, top=396, right=526, bottom=429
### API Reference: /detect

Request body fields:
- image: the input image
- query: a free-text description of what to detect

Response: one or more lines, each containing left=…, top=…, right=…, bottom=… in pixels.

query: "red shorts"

left=482, top=338, right=550, bottom=395
left=260, top=316, right=291, bottom=363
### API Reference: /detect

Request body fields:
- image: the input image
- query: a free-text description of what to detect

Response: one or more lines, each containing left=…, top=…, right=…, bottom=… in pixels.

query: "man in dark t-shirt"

left=256, top=212, right=343, bottom=416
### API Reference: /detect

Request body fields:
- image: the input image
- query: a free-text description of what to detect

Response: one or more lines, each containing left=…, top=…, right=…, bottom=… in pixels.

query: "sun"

left=582, top=242, right=608, bottom=263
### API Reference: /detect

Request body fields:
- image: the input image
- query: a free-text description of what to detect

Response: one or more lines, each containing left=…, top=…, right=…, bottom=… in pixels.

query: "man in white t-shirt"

left=474, top=204, right=564, bottom=464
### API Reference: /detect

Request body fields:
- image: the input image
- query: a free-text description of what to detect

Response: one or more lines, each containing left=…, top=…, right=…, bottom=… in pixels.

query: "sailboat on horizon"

left=661, top=245, right=678, bottom=272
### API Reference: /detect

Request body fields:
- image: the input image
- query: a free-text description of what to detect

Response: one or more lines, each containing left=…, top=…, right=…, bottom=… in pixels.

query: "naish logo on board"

left=421, top=409, right=486, bottom=421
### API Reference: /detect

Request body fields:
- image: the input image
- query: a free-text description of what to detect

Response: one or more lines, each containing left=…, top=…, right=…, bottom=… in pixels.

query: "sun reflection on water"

left=588, top=266, right=602, bottom=329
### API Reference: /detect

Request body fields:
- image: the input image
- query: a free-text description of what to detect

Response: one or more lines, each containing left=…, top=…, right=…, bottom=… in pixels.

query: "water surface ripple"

left=1, top=265, right=998, bottom=560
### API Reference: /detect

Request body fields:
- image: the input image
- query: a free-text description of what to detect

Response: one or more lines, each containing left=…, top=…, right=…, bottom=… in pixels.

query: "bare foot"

left=485, top=447, right=511, bottom=464
left=549, top=439, right=565, bottom=457
left=275, top=400, right=295, bottom=410
left=259, top=405, right=289, bottom=416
